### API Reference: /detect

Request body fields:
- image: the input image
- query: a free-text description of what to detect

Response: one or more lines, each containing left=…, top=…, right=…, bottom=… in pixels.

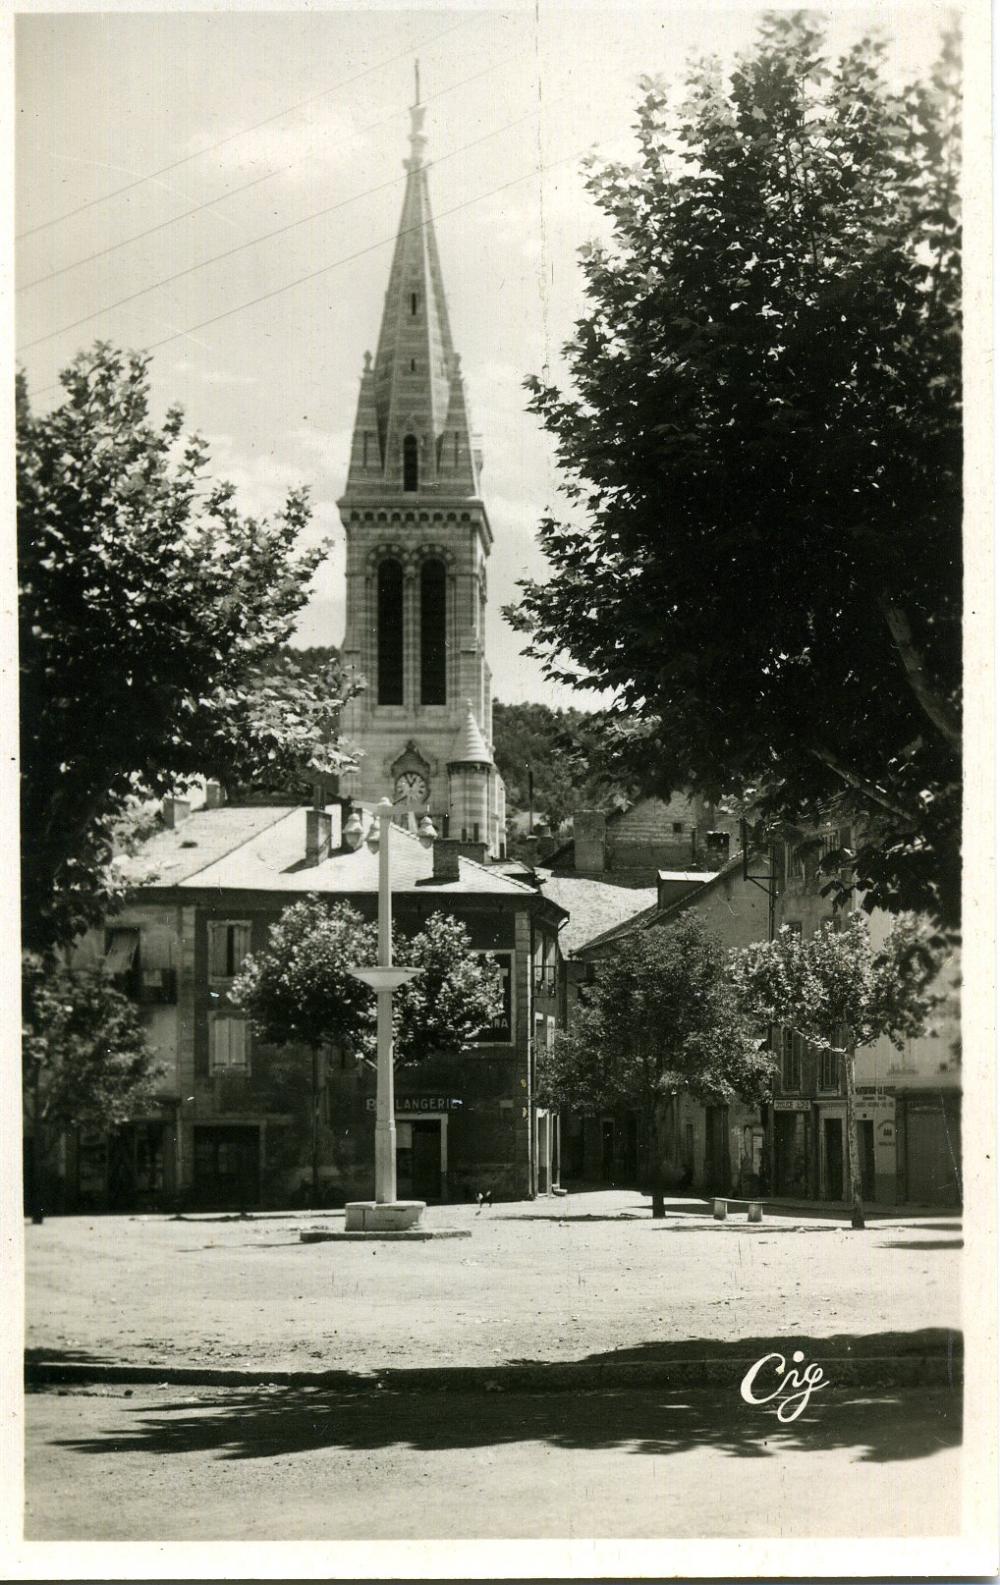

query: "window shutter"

left=232, top=1019, right=248, bottom=1071
left=208, top=924, right=227, bottom=979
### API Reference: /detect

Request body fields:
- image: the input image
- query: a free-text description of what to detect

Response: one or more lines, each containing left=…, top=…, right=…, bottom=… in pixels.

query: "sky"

left=14, top=2, right=952, bottom=707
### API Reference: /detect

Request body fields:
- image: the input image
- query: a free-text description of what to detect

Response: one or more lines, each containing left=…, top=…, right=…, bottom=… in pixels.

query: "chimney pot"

left=573, top=808, right=607, bottom=875
left=163, top=796, right=191, bottom=829
left=432, top=837, right=465, bottom=882
left=306, top=808, right=333, bottom=865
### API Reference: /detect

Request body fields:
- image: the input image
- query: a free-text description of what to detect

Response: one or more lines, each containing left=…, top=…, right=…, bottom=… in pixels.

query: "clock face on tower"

left=394, top=770, right=429, bottom=805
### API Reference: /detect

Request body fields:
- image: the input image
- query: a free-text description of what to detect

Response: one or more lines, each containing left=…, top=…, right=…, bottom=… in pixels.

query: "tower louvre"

left=337, top=76, right=505, bottom=857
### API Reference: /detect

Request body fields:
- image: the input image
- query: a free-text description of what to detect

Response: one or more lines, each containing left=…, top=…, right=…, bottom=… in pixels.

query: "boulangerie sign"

left=4, top=1, right=995, bottom=1580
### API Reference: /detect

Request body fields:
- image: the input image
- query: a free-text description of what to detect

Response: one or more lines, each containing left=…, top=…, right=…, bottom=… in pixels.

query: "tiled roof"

left=538, top=875, right=658, bottom=956
left=120, top=805, right=292, bottom=886
left=128, top=805, right=543, bottom=899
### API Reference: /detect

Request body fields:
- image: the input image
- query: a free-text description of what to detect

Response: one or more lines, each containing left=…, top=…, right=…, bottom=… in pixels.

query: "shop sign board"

left=365, top=1095, right=462, bottom=1113
left=773, top=1099, right=811, bottom=1113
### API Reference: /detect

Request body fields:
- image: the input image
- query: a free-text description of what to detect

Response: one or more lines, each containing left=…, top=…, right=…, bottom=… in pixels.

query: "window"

left=104, top=927, right=140, bottom=988
left=377, top=559, right=404, bottom=704
left=672, top=822, right=684, bottom=834
left=820, top=1046, right=840, bottom=1091
left=208, top=921, right=250, bottom=980
left=546, top=1015, right=556, bottom=1052
left=420, top=558, right=447, bottom=704
left=784, top=842, right=805, bottom=882
left=781, top=1028, right=803, bottom=1091
left=410, top=292, right=418, bottom=316
left=403, top=433, right=419, bottom=491
left=210, top=1016, right=248, bottom=1073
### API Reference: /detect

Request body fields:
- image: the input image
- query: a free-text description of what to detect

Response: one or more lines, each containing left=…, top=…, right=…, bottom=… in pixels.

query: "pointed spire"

left=450, top=701, right=493, bottom=765
left=341, top=80, right=481, bottom=501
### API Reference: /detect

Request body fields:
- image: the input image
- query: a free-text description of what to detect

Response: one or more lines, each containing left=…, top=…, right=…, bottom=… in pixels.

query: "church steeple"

left=343, top=68, right=481, bottom=500
left=336, top=73, right=505, bottom=859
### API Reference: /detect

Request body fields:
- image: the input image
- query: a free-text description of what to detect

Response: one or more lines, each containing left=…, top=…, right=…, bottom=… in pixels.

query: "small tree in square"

left=22, top=953, right=166, bottom=1223
left=538, top=914, right=774, bottom=1217
left=731, top=912, right=940, bottom=1228
left=231, top=898, right=504, bottom=1202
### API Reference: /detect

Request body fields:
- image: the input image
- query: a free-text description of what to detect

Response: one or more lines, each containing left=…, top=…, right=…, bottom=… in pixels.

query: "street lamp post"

left=344, top=796, right=436, bottom=1232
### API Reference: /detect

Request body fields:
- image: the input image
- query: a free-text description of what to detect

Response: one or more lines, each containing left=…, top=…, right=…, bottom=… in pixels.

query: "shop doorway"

left=774, top=1112, right=808, bottom=1197
left=704, top=1106, right=730, bottom=1195
left=857, top=1120, right=876, bottom=1201
left=824, top=1118, right=844, bottom=1200
left=600, top=1119, right=615, bottom=1181
left=396, top=1118, right=444, bottom=1201
left=193, top=1125, right=260, bottom=1209
left=623, top=1116, right=638, bottom=1184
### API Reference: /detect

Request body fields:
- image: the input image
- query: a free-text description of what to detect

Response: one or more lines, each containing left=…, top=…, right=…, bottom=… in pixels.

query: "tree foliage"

left=231, top=897, right=505, bottom=1067
left=509, top=16, right=961, bottom=927
left=21, top=952, right=166, bottom=1136
left=538, top=914, right=774, bottom=1214
left=18, top=344, right=356, bottom=952
left=731, top=910, right=941, bottom=1222
left=492, top=701, right=641, bottom=831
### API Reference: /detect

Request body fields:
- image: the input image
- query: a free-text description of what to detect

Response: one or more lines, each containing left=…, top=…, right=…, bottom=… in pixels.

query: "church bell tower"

left=337, top=71, right=506, bottom=857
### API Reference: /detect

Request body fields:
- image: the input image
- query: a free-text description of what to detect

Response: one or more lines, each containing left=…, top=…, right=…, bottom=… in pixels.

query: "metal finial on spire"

left=407, top=60, right=428, bottom=168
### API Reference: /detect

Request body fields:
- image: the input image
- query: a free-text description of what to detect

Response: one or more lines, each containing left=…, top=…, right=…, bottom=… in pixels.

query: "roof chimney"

left=573, top=809, right=607, bottom=874
left=306, top=809, right=333, bottom=866
left=163, top=796, right=191, bottom=829
left=432, top=838, right=464, bottom=883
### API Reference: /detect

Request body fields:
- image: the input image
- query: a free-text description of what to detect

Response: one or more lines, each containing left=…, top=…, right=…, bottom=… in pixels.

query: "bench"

left=712, top=1197, right=763, bottom=1223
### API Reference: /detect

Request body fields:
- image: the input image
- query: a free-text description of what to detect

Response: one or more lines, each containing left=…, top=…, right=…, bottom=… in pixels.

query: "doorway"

left=600, top=1119, right=615, bottom=1182
left=193, top=1125, right=260, bottom=1209
left=396, top=1118, right=443, bottom=1201
left=824, top=1118, right=844, bottom=1200
left=857, top=1120, right=876, bottom=1201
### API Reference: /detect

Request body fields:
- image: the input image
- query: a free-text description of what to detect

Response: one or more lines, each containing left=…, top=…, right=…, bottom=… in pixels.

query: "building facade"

left=337, top=90, right=506, bottom=856
left=54, top=800, right=565, bottom=1213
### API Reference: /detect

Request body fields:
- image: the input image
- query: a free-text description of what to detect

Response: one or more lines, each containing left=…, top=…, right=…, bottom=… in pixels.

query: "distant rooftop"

left=538, top=874, right=658, bottom=957
left=126, top=804, right=546, bottom=900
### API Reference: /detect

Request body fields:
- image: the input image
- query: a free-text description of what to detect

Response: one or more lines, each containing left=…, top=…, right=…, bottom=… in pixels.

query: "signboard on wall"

left=473, top=951, right=513, bottom=1044
left=365, top=1096, right=462, bottom=1113
left=773, top=1099, right=811, bottom=1113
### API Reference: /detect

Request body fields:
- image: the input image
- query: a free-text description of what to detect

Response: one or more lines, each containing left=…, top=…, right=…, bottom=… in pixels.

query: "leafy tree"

left=492, top=701, right=641, bottom=832
left=391, top=913, right=506, bottom=1066
left=509, top=17, right=961, bottom=928
left=231, top=898, right=504, bottom=1201
left=18, top=343, right=356, bottom=953
left=731, top=911, right=940, bottom=1227
left=21, top=953, right=166, bottom=1222
left=538, top=914, right=773, bottom=1215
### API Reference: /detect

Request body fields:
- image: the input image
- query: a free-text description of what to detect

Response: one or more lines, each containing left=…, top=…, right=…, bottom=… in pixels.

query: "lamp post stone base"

left=344, top=1200, right=425, bottom=1233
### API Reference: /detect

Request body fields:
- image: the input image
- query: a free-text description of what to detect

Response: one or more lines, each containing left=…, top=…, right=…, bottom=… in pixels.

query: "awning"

left=105, top=928, right=139, bottom=976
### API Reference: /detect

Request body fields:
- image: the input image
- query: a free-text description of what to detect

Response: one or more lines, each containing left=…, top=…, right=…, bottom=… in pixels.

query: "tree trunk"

left=649, top=1103, right=664, bottom=1218
left=842, top=1042, right=865, bottom=1230
left=311, top=1046, right=321, bottom=1209
left=31, top=1063, right=44, bottom=1225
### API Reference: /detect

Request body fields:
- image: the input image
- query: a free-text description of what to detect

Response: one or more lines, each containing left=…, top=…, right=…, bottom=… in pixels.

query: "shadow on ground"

left=881, top=1239, right=964, bottom=1251
left=35, top=1329, right=961, bottom=1468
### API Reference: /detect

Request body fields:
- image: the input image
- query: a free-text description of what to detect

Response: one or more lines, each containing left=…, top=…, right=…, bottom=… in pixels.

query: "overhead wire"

left=15, top=13, right=473, bottom=240
left=20, top=86, right=574, bottom=356
left=18, top=50, right=526, bottom=293
left=27, top=137, right=593, bottom=402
